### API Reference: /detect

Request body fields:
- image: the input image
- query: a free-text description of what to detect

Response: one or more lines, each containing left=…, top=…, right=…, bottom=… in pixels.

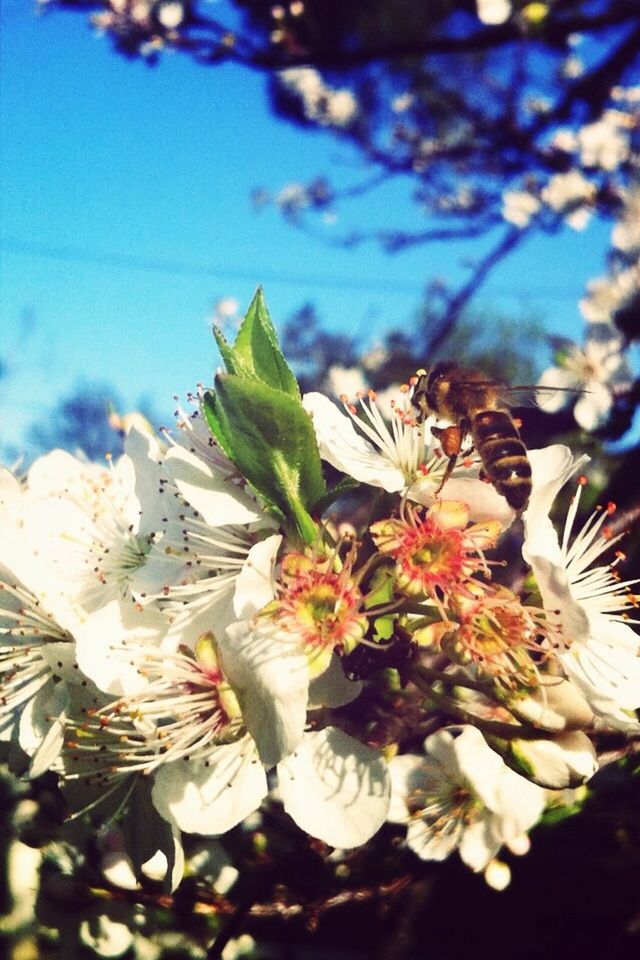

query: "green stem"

left=411, top=670, right=544, bottom=740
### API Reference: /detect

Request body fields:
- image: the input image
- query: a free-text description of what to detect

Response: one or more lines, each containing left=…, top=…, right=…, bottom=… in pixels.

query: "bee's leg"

left=431, top=423, right=465, bottom=496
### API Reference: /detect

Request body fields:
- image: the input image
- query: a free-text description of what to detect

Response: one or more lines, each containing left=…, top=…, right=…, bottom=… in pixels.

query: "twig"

left=428, top=224, right=526, bottom=357
left=205, top=896, right=255, bottom=960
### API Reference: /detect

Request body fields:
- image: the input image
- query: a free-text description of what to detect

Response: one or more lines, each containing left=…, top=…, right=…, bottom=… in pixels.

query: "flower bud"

left=505, top=676, right=594, bottom=733
left=489, top=730, right=597, bottom=789
left=484, top=859, right=511, bottom=891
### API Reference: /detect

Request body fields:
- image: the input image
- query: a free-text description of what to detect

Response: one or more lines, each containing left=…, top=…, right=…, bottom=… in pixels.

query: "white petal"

left=510, top=731, right=597, bottom=789
left=124, top=426, right=167, bottom=537
left=164, top=446, right=264, bottom=526
left=0, top=468, right=22, bottom=518
left=410, top=475, right=515, bottom=527
left=452, top=726, right=503, bottom=810
left=523, top=445, right=588, bottom=539
left=40, top=640, right=83, bottom=685
left=151, top=738, right=268, bottom=835
left=277, top=727, right=390, bottom=848
left=74, top=599, right=167, bottom=696
left=220, top=619, right=309, bottom=768
left=525, top=553, right=590, bottom=641
left=308, top=653, right=363, bottom=708
left=233, top=535, right=281, bottom=619
left=27, top=449, right=91, bottom=498
left=302, top=392, right=405, bottom=492
left=536, top=367, right=578, bottom=412
left=422, top=728, right=458, bottom=775
left=562, top=627, right=640, bottom=712
left=458, top=816, right=501, bottom=871
left=387, top=754, right=427, bottom=824
left=162, top=590, right=236, bottom=652
left=19, top=678, right=68, bottom=776
left=492, top=768, right=546, bottom=842
left=573, top=383, right=612, bottom=431
left=405, top=815, right=462, bottom=862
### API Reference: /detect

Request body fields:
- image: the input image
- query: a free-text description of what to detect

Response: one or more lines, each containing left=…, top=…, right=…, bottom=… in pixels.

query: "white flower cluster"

left=535, top=177, right=640, bottom=431
left=277, top=67, right=359, bottom=128
left=503, top=93, right=637, bottom=233
left=0, top=415, right=390, bottom=883
left=3, top=297, right=639, bottom=891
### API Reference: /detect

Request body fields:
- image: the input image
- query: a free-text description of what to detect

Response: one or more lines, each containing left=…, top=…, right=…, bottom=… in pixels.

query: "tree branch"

left=427, top=224, right=527, bottom=357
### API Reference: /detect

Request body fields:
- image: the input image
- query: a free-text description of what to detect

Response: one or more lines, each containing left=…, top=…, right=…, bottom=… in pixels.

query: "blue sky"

left=0, top=0, right=614, bottom=455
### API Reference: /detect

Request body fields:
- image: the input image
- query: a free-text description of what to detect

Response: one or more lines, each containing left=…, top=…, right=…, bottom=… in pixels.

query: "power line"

left=1, top=236, right=582, bottom=300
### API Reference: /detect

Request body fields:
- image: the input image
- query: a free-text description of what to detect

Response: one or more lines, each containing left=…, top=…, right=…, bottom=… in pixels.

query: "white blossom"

left=502, top=189, right=541, bottom=228
left=612, top=185, right=640, bottom=257
left=578, top=111, right=630, bottom=172
left=541, top=171, right=595, bottom=230
left=537, top=324, right=632, bottom=430
left=277, top=67, right=358, bottom=128
left=303, top=389, right=515, bottom=526
left=388, top=726, right=545, bottom=873
left=523, top=448, right=640, bottom=730
left=579, top=266, right=640, bottom=324
left=476, top=0, right=511, bottom=25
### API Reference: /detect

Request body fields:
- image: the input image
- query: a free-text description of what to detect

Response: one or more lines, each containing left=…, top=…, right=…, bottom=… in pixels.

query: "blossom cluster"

left=2, top=290, right=639, bottom=892
left=500, top=87, right=640, bottom=432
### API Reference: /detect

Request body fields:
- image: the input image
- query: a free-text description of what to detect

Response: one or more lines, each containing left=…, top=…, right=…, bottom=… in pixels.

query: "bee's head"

left=412, top=361, right=456, bottom=421
left=426, top=361, right=457, bottom=392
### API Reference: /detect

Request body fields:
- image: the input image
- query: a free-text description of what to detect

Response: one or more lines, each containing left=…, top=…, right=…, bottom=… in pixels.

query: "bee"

left=411, top=361, right=576, bottom=512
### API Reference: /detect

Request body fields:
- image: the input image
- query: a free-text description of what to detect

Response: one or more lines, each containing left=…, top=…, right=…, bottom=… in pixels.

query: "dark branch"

left=243, top=4, right=640, bottom=71
left=427, top=225, right=526, bottom=356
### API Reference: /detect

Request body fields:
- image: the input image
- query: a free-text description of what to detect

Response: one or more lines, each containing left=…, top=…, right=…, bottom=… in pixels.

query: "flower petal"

left=151, top=738, right=268, bottom=835
left=73, top=599, right=167, bottom=696
left=19, top=678, right=68, bottom=777
left=458, top=816, right=501, bottom=872
left=536, top=367, right=578, bottom=412
left=452, top=726, right=503, bottom=810
left=409, top=475, right=515, bottom=528
left=387, top=753, right=426, bottom=824
left=220, top=619, right=309, bottom=768
left=308, top=653, right=363, bottom=709
left=233, top=535, right=281, bottom=620
left=164, top=446, right=265, bottom=526
left=573, top=382, right=612, bottom=431
left=523, top=446, right=588, bottom=541
left=277, top=727, right=390, bottom=848
left=303, top=392, right=405, bottom=492
left=405, top=815, right=462, bottom=862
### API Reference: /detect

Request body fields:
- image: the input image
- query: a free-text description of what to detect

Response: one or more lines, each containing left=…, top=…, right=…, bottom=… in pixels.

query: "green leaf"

left=373, top=615, right=395, bottom=640
left=236, top=288, right=299, bottom=396
left=213, top=373, right=326, bottom=542
left=312, top=475, right=361, bottom=516
left=365, top=567, right=395, bottom=609
left=212, top=324, right=239, bottom=375
left=213, top=288, right=300, bottom=396
left=202, top=389, right=236, bottom=461
left=202, top=389, right=288, bottom=526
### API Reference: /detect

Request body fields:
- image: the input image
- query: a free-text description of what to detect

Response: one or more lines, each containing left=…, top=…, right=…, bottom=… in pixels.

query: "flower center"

left=265, top=553, right=368, bottom=664
left=64, top=640, right=244, bottom=781
left=370, top=502, right=497, bottom=615
left=445, top=587, right=545, bottom=688
left=408, top=776, right=480, bottom=835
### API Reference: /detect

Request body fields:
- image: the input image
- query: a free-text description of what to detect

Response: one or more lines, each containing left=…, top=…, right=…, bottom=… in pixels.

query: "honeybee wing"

left=445, top=380, right=586, bottom=409
left=502, top=384, right=588, bottom=409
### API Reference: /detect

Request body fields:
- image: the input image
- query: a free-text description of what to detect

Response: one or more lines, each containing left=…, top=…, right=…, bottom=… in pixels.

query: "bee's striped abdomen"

left=471, top=410, right=531, bottom=511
